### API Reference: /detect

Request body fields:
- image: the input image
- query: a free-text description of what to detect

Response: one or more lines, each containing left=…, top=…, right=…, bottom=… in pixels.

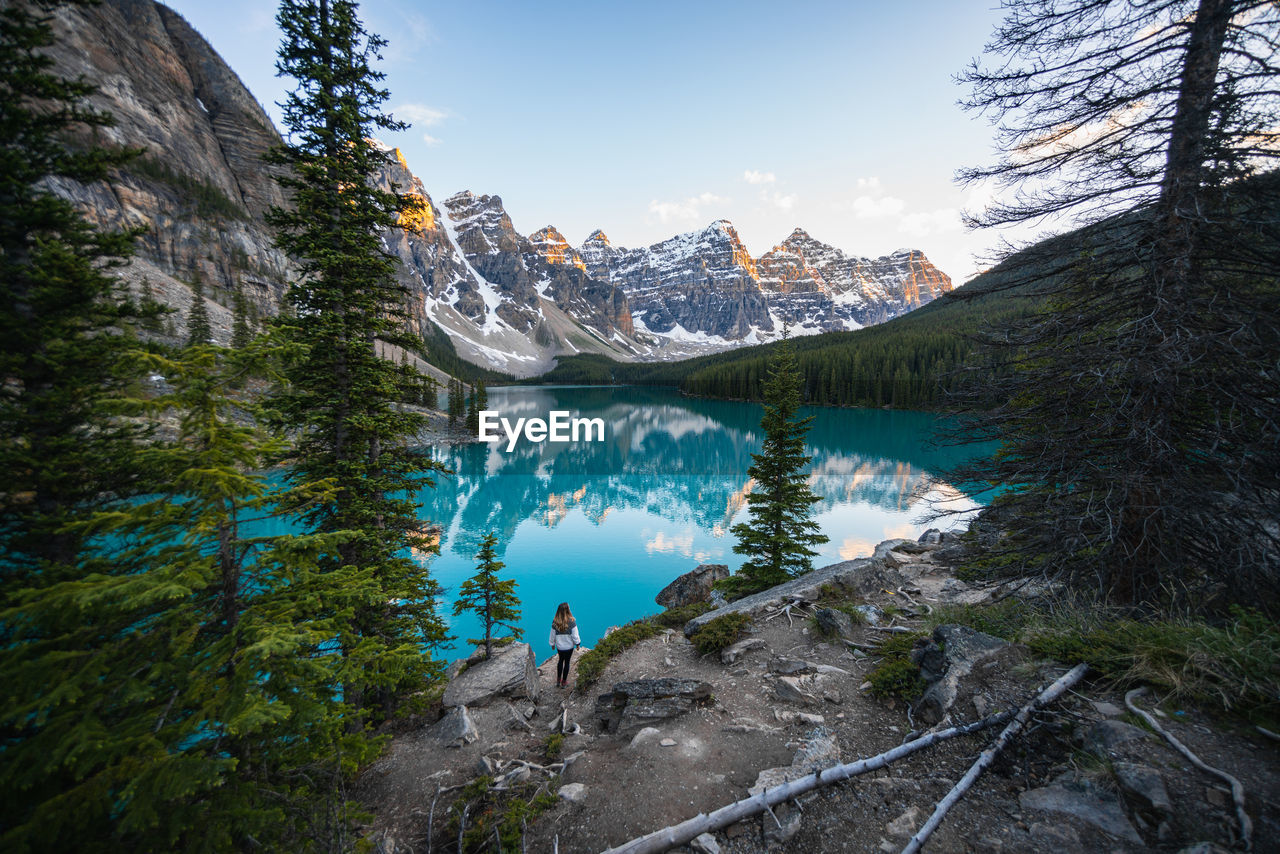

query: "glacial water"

left=420, top=385, right=992, bottom=656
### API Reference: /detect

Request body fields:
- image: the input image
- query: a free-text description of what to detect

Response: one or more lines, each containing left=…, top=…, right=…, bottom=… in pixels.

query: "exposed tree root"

left=1125, top=686, right=1252, bottom=851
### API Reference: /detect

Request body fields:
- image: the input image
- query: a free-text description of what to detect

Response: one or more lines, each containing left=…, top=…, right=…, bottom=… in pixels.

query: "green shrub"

left=866, top=630, right=929, bottom=704
left=928, top=599, right=1036, bottom=641
left=713, top=574, right=773, bottom=601
left=690, top=612, right=751, bottom=655
left=574, top=618, right=662, bottom=689
left=542, top=732, right=564, bottom=762
left=867, top=657, right=927, bottom=702
left=652, top=601, right=714, bottom=628
left=448, top=778, right=558, bottom=853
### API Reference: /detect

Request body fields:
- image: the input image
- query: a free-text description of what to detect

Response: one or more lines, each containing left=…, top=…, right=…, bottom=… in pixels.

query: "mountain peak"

left=583, top=229, right=611, bottom=247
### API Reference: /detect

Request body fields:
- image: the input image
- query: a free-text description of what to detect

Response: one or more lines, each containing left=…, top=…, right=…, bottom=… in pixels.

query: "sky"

left=163, top=0, right=1024, bottom=283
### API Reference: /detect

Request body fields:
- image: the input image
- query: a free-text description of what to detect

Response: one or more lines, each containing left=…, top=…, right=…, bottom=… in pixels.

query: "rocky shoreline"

left=356, top=532, right=1278, bottom=854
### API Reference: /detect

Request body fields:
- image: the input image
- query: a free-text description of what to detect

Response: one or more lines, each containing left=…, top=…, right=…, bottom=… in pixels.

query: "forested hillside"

left=533, top=263, right=1037, bottom=408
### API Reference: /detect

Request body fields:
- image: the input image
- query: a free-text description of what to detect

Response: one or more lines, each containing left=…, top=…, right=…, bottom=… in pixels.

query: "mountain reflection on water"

left=415, top=386, right=990, bottom=653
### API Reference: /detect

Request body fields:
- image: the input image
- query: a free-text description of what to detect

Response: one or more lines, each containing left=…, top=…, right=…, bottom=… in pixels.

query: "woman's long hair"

left=552, top=602, right=574, bottom=633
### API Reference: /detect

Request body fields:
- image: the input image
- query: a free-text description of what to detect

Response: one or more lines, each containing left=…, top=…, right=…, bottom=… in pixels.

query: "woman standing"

left=549, top=602, right=581, bottom=688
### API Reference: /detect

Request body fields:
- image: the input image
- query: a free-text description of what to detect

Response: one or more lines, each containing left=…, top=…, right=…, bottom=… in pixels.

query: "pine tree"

left=4, top=342, right=371, bottom=850
left=448, top=376, right=463, bottom=427
left=947, top=0, right=1280, bottom=610
left=474, top=379, right=487, bottom=419
left=453, top=532, right=523, bottom=660
left=0, top=0, right=151, bottom=583
left=230, top=279, right=252, bottom=350
left=185, top=271, right=212, bottom=347
left=265, top=0, right=449, bottom=722
left=465, top=383, right=479, bottom=434
left=730, top=334, right=828, bottom=593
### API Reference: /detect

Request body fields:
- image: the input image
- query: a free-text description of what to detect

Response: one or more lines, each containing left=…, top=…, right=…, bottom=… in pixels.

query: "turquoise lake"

left=421, top=386, right=991, bottom=656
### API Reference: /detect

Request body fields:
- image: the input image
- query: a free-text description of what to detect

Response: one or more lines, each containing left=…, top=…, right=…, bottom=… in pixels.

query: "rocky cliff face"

left=44, top=0, right=292, bottom=331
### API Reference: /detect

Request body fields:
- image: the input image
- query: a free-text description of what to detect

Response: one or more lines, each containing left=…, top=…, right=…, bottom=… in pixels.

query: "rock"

left=796, top=712, right=826, bottom=725
left=762, top=802, right=802, bottom=845
left=1019, top=776, right=1143, bottom=845
left=913, top=624, right=1013, bottom=725
left=750, top=727, right=840, bottom=795
left=656, top=563, right=730, bottom=608
left=444, top=658, right=468, bottom=681
left=972, top=694, right=991, bottom=717
left=851, top=604, right=884, bottom=625
left=886, top=806, right=922, bottom=838
left=775, top=676, right=815, bottom=705
left=1090, top=700, right=1124, bottom=718
left=771, top=658, right=814, bottom=675
left=720, top=637, right=766, bottom=665
left=626, top=727, right=662, bottom=750
left=1204, top=786, right=1229, bottom=808
left=1177, top=844, right=1233, bottom=854
left=557, top=782, right=588, bottom=804
left=660, top=738, right=677, bottom=747
left=1113, top=761, right=1171, bottom=818
left=918, top=528, right=944, bottom=545
left=709, top=589, right=729, bottom=609
left=814, top=608, right=856, bottom=639
left=474, top=755, right=497, bottom=776
left=595, top=678, right=713, bottom=732
left=824, top=691, right=843, bottom=704
left=691, top=832, right=722, bottom=854
left=1027, top=821, right=1080, bottom=848
left=431, top=705, right=478, bottom=748
left=442, top=642, right=539, bottom=708
left=1083, top=720, right=1151, bottom=756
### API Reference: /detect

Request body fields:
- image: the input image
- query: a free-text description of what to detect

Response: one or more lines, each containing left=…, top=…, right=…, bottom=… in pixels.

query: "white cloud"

left=846, top=194, right=906, bottom=219
left=743, top=169, right=776, bottom=185
left=770, top=192, right=797, bottom=212
left=393, top=103, right=448, bottom=127
left=855, top=176, right=882, bottom=191
left=648, top=192, right=727, bottom=223
left=899, top=208, right=962, bottom=237
left=422, top=134, right=441, bottom=146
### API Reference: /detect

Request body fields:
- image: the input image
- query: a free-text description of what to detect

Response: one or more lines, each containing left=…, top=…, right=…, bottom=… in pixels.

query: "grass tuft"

left=690, top=612, right=752, bottom=655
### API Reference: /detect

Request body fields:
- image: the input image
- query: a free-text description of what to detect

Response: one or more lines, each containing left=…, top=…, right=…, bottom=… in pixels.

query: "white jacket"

left=549, top=622, right=580, bottom=651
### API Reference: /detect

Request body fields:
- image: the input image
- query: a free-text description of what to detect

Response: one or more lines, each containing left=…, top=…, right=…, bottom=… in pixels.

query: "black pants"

left=556, top=648, right=573, bottom=682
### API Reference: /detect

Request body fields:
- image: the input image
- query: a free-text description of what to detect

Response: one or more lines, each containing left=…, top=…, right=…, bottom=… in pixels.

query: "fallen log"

left=597, top=710, right=1015, bottom=854
left=899, top=662, right=1088, bottom=854
left=1125, top=687, right=1252, bottom=850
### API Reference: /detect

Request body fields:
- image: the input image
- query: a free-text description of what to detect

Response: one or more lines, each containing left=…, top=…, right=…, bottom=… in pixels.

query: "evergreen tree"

left=139, top=275, right=165, bottom=333
left=453, top=532, right=522, bottom=660
left=4, top=342, right=368, bottom=850
left=730, top=334, right=828, bottom=593
left=0, top=0, right=149, bottom=582
left=266, top=0, right=449, bottom=722
left=448, top=376, right=463, bottom=427
left=474, top=379, right=487, bottom=418
left=947, top=0, right=1280, bottom=610
left=465, top=382, right=479, bottom=434
left=185, top=271, right=212, bottom=347
left=230, top=280, right=252, bottom=350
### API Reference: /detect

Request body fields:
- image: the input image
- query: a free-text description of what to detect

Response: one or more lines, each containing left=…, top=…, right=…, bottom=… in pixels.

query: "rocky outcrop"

left=655, top=563, right=729, bottom=609
left=593, top=677, right=713, bottom=732
left=442, top=642, right=540, bottom=708
left=911, top=624, right=1019, bottom=725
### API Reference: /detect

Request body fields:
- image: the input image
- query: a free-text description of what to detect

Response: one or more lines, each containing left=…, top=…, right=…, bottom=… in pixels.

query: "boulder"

left=443, top=642, right=539, bottom=708
left=558, top=782, right=588, bottom=804
left=771, top=658, right=815, bottom=675
left=750, top=727, right=840, bottom=795
left=1113, top=761, right=1171, bottom=819
left=886, top=806, right=923, bottom=839
left=814, top=608, right=856, bottom=639
left=656, top=563, right=729, bottom=609
left=594, top=678, right=712, bottom=733
left=431, top=705, right=478, bottom=748
left=1020, top=774, right=1143, bottom=845
left=912, top=625, right=1013, bottom=725
left=691, top=832, right=722, bottom=854
left=720, top=637, right=766, bottom=665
